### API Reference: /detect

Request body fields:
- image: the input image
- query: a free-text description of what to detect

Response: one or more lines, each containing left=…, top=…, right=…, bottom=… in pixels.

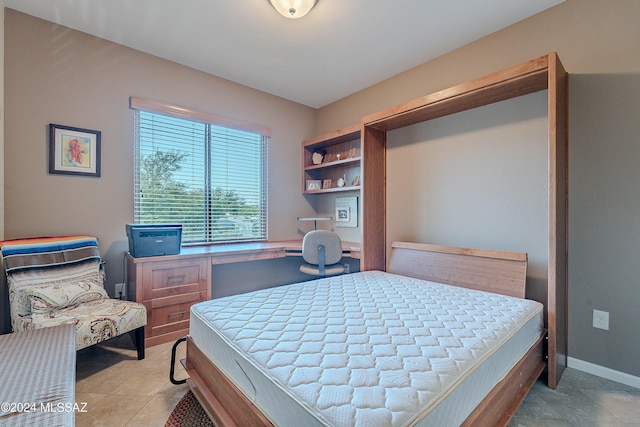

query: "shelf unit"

left=302, top=124, right=361, bottom=194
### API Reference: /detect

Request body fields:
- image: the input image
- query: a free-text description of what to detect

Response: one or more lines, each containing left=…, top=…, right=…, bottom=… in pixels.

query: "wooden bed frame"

left=183, top=242, right=547, bottom=427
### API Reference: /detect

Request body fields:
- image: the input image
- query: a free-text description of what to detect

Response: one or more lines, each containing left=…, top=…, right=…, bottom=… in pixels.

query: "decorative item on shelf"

left=348, top=148, right=357, bottom=158
left=336, top=153, right=342, bottom=161
left=351, top=175, right=360, bottom=186
left=306, top=180, right=322, bottom=191
left=323, top=153, right=333, bottom=163
left=49, top=123, right=101, bottom=177
left=312, top=151, right=325, bottom=165
left=322, top=179, right=332, bottom=189
left=337, top=174, right=346, bottom=188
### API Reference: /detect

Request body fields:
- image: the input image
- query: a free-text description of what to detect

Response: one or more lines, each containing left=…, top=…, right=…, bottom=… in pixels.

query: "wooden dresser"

left=126, top=254, right=211, bottom=347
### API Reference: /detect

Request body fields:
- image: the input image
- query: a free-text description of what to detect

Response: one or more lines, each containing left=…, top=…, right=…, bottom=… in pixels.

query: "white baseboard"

left=568, top=357, right=640, bottom=389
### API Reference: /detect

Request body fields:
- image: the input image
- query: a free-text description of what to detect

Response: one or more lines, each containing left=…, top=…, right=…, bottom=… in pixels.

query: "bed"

left=183, top=242, right=547, bottom=426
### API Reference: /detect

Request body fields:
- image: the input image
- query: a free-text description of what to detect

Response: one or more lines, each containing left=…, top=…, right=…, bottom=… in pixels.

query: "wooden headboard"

left=387, top=241, right=528, bottom=298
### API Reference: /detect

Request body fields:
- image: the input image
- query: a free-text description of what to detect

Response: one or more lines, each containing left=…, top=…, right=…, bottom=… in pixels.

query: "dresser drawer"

left=141, top=258, right=208, bottom=300
left=148, top=292, right=202, bottom=337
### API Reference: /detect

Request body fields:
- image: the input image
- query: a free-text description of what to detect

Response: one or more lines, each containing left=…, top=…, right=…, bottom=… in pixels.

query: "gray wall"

left=568, top=74, right=640, bottom=372
left=386, top=91, right=549, bottom=306
left=317, top=0, right=640, bottom=378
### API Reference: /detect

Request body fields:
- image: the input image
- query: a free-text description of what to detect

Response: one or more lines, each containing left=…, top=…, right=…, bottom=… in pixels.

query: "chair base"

left=300, top=263, right=346, bottom=277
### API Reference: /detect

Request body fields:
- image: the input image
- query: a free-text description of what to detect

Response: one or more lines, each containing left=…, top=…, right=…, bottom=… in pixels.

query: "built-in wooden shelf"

left=302, top=124, right=361, bottom=195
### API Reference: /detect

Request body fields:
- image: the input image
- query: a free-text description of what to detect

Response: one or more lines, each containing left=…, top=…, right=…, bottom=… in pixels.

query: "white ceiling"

left=5, top=0, right=564, bottom=108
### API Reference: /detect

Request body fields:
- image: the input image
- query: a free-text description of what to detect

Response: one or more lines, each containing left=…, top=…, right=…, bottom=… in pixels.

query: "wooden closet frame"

left=358, top=52, right=568, bottom=388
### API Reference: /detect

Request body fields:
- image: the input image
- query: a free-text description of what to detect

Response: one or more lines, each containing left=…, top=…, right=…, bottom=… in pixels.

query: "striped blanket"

left=0, top=235, right=101, bottom=273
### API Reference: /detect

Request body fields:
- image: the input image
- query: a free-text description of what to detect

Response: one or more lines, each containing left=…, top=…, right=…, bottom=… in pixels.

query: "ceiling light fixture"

left=268, top=0, right=318, bottom=19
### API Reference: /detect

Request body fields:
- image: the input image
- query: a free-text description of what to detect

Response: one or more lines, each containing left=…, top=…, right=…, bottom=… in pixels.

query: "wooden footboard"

left=183, top=335, right=273, bottom=427
left=184, top=332, right=545, bottom=427
left=462, top=332, right=546, bottom=426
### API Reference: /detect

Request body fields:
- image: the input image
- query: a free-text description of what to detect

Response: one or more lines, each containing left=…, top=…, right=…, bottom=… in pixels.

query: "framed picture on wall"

left=49, top=123, right=101, bottom=177
left=335, top=196, right=358, bottom=228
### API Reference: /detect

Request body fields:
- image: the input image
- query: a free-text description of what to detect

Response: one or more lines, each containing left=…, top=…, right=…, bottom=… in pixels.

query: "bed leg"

left=170, top=336, right=187, bottom=385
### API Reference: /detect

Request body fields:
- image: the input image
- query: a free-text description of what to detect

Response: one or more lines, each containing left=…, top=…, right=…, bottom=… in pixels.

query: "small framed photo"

left=336, top=207, right=350, bottom=222
left=336, top=196, right=358, bottom=228
left=322, top=179, right=332, bottom=189
left=49, top=124, right=101, bottom=177
left=306, top=179, right=322, bottom=191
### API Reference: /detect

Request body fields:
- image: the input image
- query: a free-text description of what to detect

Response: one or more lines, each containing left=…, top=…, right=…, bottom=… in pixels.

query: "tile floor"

left=510, top=368, right=640, bottom=426
left=76, top=335, right=640, bottom=426
left=75, top=334, right=188, bottom=427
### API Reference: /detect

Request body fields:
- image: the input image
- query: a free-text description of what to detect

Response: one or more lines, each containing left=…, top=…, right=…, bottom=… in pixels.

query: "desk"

left=126, top=240, right=360, bottom=347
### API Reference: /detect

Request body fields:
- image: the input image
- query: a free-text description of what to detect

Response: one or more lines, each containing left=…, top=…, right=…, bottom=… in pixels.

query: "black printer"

left=126, top=224, right=182, bottom=257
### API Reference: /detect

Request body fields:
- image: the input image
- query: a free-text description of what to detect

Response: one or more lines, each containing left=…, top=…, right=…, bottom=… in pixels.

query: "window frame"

left=130, top=96, right=271, bottom=245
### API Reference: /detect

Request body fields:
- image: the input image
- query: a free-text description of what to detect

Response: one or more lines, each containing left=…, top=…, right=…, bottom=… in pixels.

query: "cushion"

left=30, top=299, right=147, bottom=350
left=7, top=259, right=104, bottom=321
left=24, top=280, right=109, bottom=314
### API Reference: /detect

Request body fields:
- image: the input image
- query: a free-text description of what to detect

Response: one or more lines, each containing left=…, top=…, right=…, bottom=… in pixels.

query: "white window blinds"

left=132, top=100, right=268, bottom=244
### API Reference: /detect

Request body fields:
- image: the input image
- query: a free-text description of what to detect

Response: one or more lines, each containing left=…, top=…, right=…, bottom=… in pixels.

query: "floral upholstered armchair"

left=1, top=236, right=147, bottom=359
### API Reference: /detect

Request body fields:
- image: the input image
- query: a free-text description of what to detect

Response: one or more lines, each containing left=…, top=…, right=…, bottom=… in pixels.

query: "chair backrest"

left=0, top=236, right=104, bottom=330
left=302, top=230, right=343, bottom=266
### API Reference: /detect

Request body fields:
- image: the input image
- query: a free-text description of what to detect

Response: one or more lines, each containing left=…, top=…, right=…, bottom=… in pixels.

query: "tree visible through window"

left=133, top=107, right=268, bottom=244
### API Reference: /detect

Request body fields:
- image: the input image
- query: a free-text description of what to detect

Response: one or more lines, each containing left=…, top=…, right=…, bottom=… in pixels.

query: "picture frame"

left=335, top=196, right=358, bottom=228
left=322, top=179, right=332, bottom=189
left=336, top=206, right=350, bottom=222
left=49, top=124, right=101, bottom=177
left=306, top=179, right=322, bottom=191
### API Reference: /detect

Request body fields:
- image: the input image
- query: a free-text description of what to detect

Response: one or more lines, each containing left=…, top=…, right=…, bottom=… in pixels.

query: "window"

left=131, top=97, right=269, bottom=244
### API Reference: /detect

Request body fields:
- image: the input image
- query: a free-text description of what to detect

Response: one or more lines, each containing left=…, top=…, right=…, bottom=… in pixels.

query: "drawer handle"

left=168, top=311, right=186, bottom=317
left=166, top=274, right=186, bottom=283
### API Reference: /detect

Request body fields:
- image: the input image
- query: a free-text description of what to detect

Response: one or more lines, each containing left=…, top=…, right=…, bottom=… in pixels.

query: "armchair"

left=1, top=236, right=147, bottom=359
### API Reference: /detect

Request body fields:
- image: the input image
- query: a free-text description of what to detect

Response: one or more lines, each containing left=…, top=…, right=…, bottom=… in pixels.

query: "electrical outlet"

left=593, top=309, right=609, bottom=330
left=115, top=283, right=125, bottom=299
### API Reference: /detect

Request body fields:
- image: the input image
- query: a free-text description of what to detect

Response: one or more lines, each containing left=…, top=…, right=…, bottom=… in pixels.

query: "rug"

left=165, top=390, right=215, bottom=427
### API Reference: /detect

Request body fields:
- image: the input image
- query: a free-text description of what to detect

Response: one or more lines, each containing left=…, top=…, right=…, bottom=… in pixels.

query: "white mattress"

left=190, top=271, right=543, bottom=427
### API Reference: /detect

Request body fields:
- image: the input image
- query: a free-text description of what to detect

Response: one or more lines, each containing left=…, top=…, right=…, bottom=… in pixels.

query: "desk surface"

left=127, top=239, right=360, bottom=265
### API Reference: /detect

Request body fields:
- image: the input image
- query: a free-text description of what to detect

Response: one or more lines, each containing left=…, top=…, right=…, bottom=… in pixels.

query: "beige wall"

left=318, top=0, right=640, bottom=378
left=3, top=10, right=318, bottom=299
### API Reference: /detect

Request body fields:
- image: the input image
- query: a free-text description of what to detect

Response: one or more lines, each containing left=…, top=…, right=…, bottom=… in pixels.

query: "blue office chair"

left=299, top=230, right=346, bottom=277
